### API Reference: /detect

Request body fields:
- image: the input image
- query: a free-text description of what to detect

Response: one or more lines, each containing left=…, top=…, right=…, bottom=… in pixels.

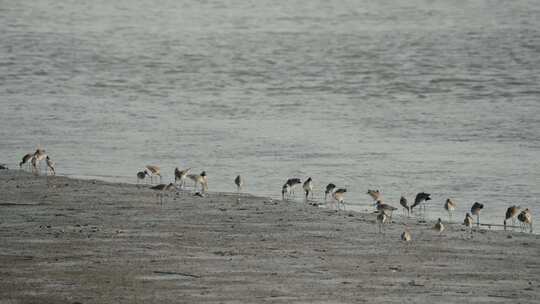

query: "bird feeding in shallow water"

left=504, top=205, right=520, bottom=231
left=174, top=167, right=191, bottom=189
left=285, top=178, right=302, bottom=197
left=433, top=218, right=445, bottom=236
left=470, top=202, right=484, bottom=227
left=411, top=192, right=431, bottom=214
left=374, top=200, right=397, bottom=220
left=517, top=208, right=533, bottom=233
left=145, top=165, right=162, bottom=184
left=45, top=156, right=55, bottom=176
left=399, top=196, right=410, bottom=216
left=444, top=198, right=456, bottom=221
left=19, top=153, right=33, bottom=170
left=188, top=171, right=208, bottom=193
left=282, top=183, right=290, bottom=200
left=332, top=188, right=347, bottom=210
left=376, top=211, right=389, bottom=234
left=234, top=175, right=243, bottom=194
left=303, top=177, right=313, bottom=201
left=324, top=183, right=336, bottom=202
left=401, top=227, right=412, bottom=242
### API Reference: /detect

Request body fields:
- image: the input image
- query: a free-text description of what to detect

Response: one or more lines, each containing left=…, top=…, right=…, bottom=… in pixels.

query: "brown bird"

left=174, top=167, right=191, bottom=189
left=444, top=198, right=457, bottom=221
left=401, top=227, right=412, bottom=242
left=333, top=188, right=347, bottom=210
left=188, top=171, right=208, bottom=193
left=433, top=218, right=445, bottom=236
left=410, top=192, right=431, bottom=214
left=19, top=153, right=33, bottom=170
left=517, top=208, right=533, bottom=233
left=504, top=205, right=520, bottom=231
left=471, top=202, right=484, bottom=227
left=377, top=211, right=389, bottom=234
left=324, top=183, right=336, bottom=202
left=45, top=156, right=55, bottom=176
left=463, top=213, right=474, bottom=234
left=374, top=200, right=397, bottom=219
left=367, top=189, right=382, bottom=202
left=145, top=165, right=162, bottom=184
left=399, top=196, right=410, bottom=216
left=303, top=177, right=313, bottom=201
left=234, top=175, right=243, bottom=193
left=31, top=149, right=47, bottom=175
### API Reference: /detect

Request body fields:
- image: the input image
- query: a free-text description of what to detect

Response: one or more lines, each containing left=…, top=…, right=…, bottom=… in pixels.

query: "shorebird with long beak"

left=433, top=218, right=445, bottom=236
left=234, top=175, right=243, bottom=194
left=19, top=153, right=33, bottom=171
left=31, top=149, right=47, bottom=175
left=174, top=167, right=191, bottom=189
left=376, top=211, right=389, bottom=234
left=188, top=171, right=208, bottom=193
left=504, top=205, right=520, bottom=231
left=399, top=196, right=410, bottom=216
left=282, top=183, right=290, bottom=201
left=444, top=198, right=456, bottom=221
left=517, top=208, right=533, bottom=233
left=332, top=188, right=347, bottom=210
left=366, top=189, right=382, bottom=202
left=145, top=165, right=162, bottom=184
left=463, top=213, right=474, bottom=235
left=303, top=177, right=313, bottom=202
left=45, top=156, right=55, bottom=176
left=401, top=226, right=412, bottom=242
left=470, top=202, right=484, bottom=227
left=137, top=171, right=149, bottom=184
left=150, top=183, right=175, bottom=204
left=411, top=192, right=431, bottom=214
left=374, top=200, right=397, bottom=220
left=324, top=183, right=336, bottom=202
left=285, top=178, right=302, bottom=197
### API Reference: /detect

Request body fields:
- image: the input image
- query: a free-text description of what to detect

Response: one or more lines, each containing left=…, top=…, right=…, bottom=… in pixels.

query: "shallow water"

left=1, top=0, right=539, bottom=227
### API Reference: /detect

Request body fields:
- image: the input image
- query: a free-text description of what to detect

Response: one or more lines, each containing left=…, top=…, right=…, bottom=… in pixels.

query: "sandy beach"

left=0, top=170, right=539, bottom=303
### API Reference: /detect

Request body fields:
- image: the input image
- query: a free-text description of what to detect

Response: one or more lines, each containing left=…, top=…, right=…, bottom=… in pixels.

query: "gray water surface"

left=1, top=0, right=539, bottom=226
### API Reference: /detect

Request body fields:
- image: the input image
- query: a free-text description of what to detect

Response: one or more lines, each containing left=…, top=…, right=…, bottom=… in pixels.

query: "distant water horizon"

left=1, top=0, right=539, bottom=228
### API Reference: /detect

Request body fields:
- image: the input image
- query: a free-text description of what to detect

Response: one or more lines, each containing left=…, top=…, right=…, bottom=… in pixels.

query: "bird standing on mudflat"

left=303, top=177, right=313, bottom=202
left=150, top=183, right=175, bottom=204
left=399, top=196, right=410, bottom=216
left=324, top=183, right=336, bottom=202
left=377, top=211, right=389, bottom=234
left=444, top=198, right=456, bottom=221
left=374, top=200, right=397, bottom=220
left=145, top=165, right=162, bottom=184
left=471, top=202, right=484, bottom=227
left=45, top=156, right=55, bottom=176
left=367, top=189, right=382, bottom=202
left=333, top=188, right=347, bottom=210
left=19, top=153, right=33, bottom=170
left=411, top=192, right=431, bottom=214
left=517, top=208, right=533, bottom=233
left=137, top=171, right=148, bottom=184
left=504, top=205, right=520, bottom=231
left=401, top=227, right=412, bottom=242
left=188, top=171, right=208, bottom=193
left=174, top=167, right=191, bottom=189
left=282, top=183, right=290, bottom=201
left=433, top=218, right=445, bottom=236
left=285, top=178, right=302, bottom=197
left=234, top=175, right=243, bottom=194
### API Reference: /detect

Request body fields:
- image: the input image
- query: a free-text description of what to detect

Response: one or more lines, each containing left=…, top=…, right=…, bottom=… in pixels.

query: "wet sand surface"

left=0, top=170, right=539, bottom=303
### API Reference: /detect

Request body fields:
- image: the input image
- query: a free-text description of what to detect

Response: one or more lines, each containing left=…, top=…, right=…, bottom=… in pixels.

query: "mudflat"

left=0, top=170, right=538, bottom=303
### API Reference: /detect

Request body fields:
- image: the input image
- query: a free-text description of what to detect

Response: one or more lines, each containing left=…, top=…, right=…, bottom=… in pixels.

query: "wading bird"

left=333, top=188, right=347, bottom=210
left=19, top=153, right=33, bottom=170
left=411, top=192, right=431, bottom=214
left=433, top=218, right=445, bottom=236
left=188, top=171, right=208, bottom=193
left=471, top=202, right=484, bottom=227
left=234, top=175, right=243, bottom=194
left=174, top=167, right=191, bottom=189
left=401, top=226, right=412, bottom=242
left=377, top=211, right=389, bottom=234
left=137, top=171, right=148, bottom=184
left=145, top=165, right=162, bottom=184
left=504, top=205, right=520, bottom=231
left=150, top=183, right=175, bottom=204
left=324, top=183, right=336, bottom=202
left=444, top=198, right=456, bottom=221
left=517, top=208, right=533, bottom=233
left=374, top=200, right=397, bottom=220
left=399, top=196, right=410, bottom=216
left=45, top=156, right=55, bottom=175
left=303, top=177, right=313, bottom=201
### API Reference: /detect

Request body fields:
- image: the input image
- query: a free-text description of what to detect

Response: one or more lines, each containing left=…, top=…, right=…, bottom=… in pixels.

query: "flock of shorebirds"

left=17, top=149, right=534, bottom=240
